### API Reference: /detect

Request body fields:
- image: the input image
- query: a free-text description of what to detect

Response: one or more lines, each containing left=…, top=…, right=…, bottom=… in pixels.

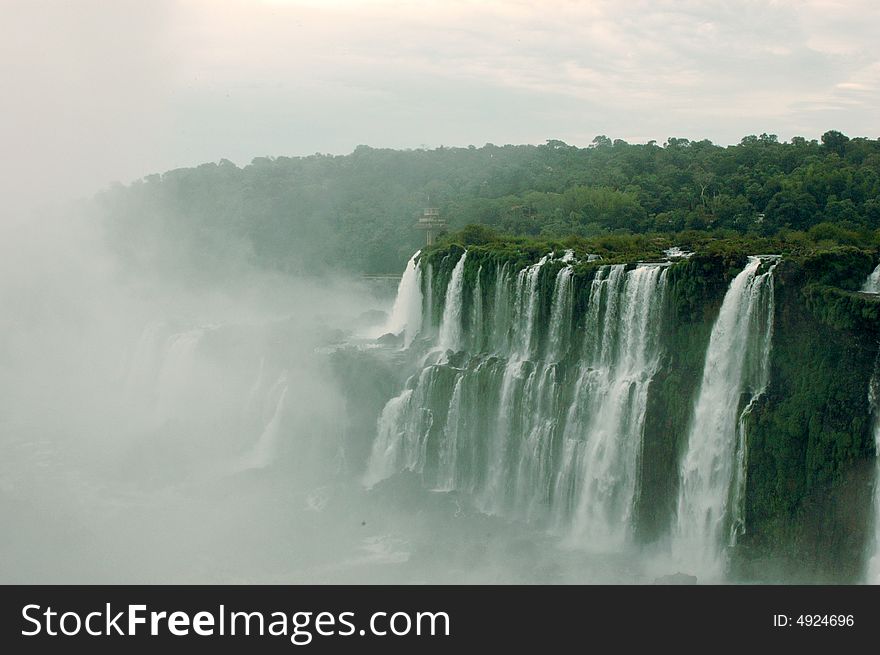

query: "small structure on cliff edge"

left=416, top=207, right=446, bottom=246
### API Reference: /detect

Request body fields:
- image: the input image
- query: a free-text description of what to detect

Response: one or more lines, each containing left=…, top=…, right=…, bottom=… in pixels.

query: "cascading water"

left=363, top=246, right=880, bottom=581
left=436, top=375, right=465, bottom=491
left=424, top=262, right=434, bottom=337
left=437, top=251, right=468, bottom=352
left=491, top=262, right=512, bottom=354
left=154, top=328, right=206, bottom=422
left=481, top=254, right=551, bottom=513
left=469, top=266, right=483, bottom=353
left=125, top=319, right=312, bottom=473
left=363, top=387, right=417, bottom=488
left=867, top=361, right=880, bottom=583
left=544, top=266, right=573, bottom=361
left=673, top=256, right=778, bottom=580
left=862, top=263, right=880, bottom=294
left=366, top=252, right=671, bottom=548
left=510, top=255, right=550, bottom=359
left=125, top=320, right=170, bottom=400
left=554, top=264, right=669, bottom=548
left=379, top=251, right=423, bottom=346
left=241, top=371, right=289, bottom=470
left=124, top=324, right=209, bottom=424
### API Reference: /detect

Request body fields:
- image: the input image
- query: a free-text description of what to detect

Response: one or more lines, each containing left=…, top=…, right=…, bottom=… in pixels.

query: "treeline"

left=94, top=130, right=880, bottom=276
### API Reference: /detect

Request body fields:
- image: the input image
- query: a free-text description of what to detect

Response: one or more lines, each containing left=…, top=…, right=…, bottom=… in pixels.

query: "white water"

left=556, top=264, right=669, bottom=548
left=363, top=388, right=415, bottom=488
left=545, top=266, right=573, bottom=361
left=364, top=251, right=821, bottom=571
left=673, top=256, right=778, bottom=580
left=867, top=366, right=880, bottom=583
left=862, top=263, right=880, bottom=294
left=436, top=374, right=465, bottom=490
left=480, top=255, right=552, bottom=512
left=491, top=262, right=512, bottom=353
left=868, top=434, right=880, bottom=583
left=424, top=263, right=434, bottom=337
left=124, top=320, right=169, bottom=400
left=470, top=266, right=483, bottom=352
left=125, top=324, right=211, bottom=425
left=380, top=251, right=423, bottom=346
left=155, top=328, right=206, bottom=421
left=510, top=255, right=550, bottom=359
left=241, top=372, right=289, bottom=470
left=366, top=256, right=672, bottom=542
left=437, top=251, right=468, bottom=351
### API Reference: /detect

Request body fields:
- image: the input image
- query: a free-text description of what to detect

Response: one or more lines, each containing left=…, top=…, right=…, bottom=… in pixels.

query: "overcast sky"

left=2, top=0, right=879, bottom=216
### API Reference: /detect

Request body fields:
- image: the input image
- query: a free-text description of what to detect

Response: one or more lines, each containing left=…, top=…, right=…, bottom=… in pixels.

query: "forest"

left=94, top=130, right=880, bottom=277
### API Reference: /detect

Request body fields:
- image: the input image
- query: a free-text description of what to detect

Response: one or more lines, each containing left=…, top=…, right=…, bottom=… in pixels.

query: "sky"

left=2, top=0, right=879, bottom=216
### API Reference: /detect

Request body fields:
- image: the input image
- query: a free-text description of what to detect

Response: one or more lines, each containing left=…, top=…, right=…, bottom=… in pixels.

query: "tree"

left=821, top=130, right=849, bottom=157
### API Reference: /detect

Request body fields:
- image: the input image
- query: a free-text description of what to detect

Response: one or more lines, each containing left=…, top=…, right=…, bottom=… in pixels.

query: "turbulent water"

left=122, top=315, right=349, bottom=482
left=863, top=262, right=880, bottom=582
left=868, top=359, right=880, bottom=583
left=673, top=256, right=778, bottom=580
left=859, top=262, right=880, bottom=583
left=863, top=264, right=880, bottom=294
left=378, top=251, right=423, bottom=346
left=5, top=226, right=877, bottom=583
left=362, top=250, right=821, bottom=579
left=554, top=264, right=668, bottom=548
left=366, top=250, right=674, bottom=552
left=437, top=251, right=468, bottom=351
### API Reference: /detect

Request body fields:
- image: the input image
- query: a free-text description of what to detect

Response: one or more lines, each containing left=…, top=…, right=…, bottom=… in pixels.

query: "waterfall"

left=480, top=255, right=552, bottom=513
left=510, top=255, right=550, bottom=359
left=154, top=328, right=205, bottom=421
left=867, top=363, right=880, bottom=583
left=437, top=251, right=468, bottom=351
left=363, top=388, right=416, bottom=488
left=125, top=320, right=169, bottom=399
left=361, top=246, right=880, bottom=580
left=545, top=266, right=573, bottom=362
left=470, top=266, right=483, bottom=353
left=862, top=263, right=880, bottom=294
left=240, top=372, right=289, bottom=470
left=242, top=356, right=266, bottom=425
left=870, top=421, right=880, bottom=584
left=436, top=374, right=465, bottom=490
left=365, top=253, right=671, bottom=548
left=554, top=264, right=669, bottom=548
left=424, top=262, right=434, bottom=335
left=381, top=251, right=423, bottom=346
left=491, top=262, right=512, bottom=354
left=673, top=256, right=778, bottom=580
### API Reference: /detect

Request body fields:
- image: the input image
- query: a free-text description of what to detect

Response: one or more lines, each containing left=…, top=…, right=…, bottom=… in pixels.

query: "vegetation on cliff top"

left=96, top=131, right=880, bottom=277
left=417, top=238, right=880, bottom=581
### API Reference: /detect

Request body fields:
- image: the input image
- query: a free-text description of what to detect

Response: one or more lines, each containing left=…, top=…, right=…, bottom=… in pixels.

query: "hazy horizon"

left=1, top=1, right=878, bottom=590
left=3, top=0, right=879, bottom=217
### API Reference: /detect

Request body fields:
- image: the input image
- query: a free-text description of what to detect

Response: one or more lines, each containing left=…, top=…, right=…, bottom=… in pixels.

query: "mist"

left=0, top=199, right=377, bottom=583
left=0, top=197, right=610, bottom=585
left=3, top=0, right=876, bottom=588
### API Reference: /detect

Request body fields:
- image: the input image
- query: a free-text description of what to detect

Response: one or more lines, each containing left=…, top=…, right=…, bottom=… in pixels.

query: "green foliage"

left=457, top=223, right=500, bottom=246
left=802, top=285, right=880, bottom=336
left=95, top=132, right=880, bottom=278
left=792, top=246, right=877, bottom=289
left=423, top=241, right=880, bottom=579
left=740, top=266, right=878, bottom=581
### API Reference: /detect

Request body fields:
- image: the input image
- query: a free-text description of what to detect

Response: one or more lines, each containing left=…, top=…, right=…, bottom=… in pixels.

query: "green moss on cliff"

left=421, top=240, right=879, bottom=579
left=736, top=256, right=878, bottom=582
left=637, top=254, right=737, bottom=542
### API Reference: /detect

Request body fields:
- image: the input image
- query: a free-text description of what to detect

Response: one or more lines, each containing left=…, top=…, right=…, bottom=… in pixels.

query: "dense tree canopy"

left=94, top=131, right=880, bottom=277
